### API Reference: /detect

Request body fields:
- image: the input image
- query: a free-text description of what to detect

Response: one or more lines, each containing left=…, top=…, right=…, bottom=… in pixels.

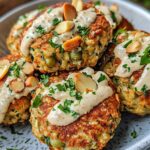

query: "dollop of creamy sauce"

left=74, top=8, right=97, bottom=28
left=96, top=4, right=122, bottom=28
left=114, top=32, right=150, bottom=92
left=0, top=59, right=36, bottom=123
left=43, top=67, right=114, bottom=126
left=21, top=7, right=64, bottom=56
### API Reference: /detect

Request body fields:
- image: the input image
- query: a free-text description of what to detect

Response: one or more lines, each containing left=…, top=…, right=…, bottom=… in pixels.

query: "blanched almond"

left=25, top=76, right=39, bottom=87
left=110, top=4, right=119, bottom=12
left=74, top=73, right=97, bottom=93
left=9, top=79, right=25, bottom=93
left=63, top=3, right=77, bottom=21
left=0, top=60, right=10, bottom=80
left=23, top=62, right=34, bottom=75
left=126, top=40, right=142, bottom=53
left=63, top=36, right=82, bottom=51
left=55, top=21, right=74, bottom=34
left=72, top=0, right=83, bottom=12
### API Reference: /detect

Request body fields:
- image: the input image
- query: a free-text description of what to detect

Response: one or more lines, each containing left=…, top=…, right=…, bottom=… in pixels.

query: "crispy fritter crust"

left=0, top=55, right=30, bottom=125
left=30, top=73, right=120, bottom=150
left=103, top=31, right=150, bottom=116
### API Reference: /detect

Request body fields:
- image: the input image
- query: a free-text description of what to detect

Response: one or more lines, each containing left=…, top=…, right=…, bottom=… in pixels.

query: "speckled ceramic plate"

left=0, top=0, right=150, bottom=150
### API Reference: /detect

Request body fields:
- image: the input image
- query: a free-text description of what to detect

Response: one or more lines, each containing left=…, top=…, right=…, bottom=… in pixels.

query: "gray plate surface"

left=0, top=0, right=150, bottom=150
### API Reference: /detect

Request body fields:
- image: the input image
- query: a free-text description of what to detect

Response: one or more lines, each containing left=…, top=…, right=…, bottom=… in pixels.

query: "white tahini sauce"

left=96, top=4, right=122, bottom=28
left=46, top=67, right=113, bottom=126
left=0, top=59, right=36, bottom=123
left=21, top=7, right=63, bottom=56
left=134, top=64, right=150, bottom=91
left=114, top=32, right=150, bottom=92
left=74, top=8, right=97, bottom=28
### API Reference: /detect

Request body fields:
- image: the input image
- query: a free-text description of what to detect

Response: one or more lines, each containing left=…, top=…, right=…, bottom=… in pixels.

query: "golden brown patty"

left=103, top=31, right=150, bottom=115
left=30, top=73, right=121, bottom=150
left=0, top=55, right=38, bottom=125
left=20, top=1, right=121, bottom=73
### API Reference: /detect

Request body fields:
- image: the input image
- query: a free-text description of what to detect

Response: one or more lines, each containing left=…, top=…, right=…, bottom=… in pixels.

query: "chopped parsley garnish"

left=123, top=64, right=131, bottom=72
left=123, top=40, right=132, bottom=48
left=0, top=136, right=7, bottom=140
left=53, top=31, right=59, bottom=36
left=110, top=11, right=117, bottom=23
left=92, top=91, right=96, bottom=95
left=49, top=87, right=55, bottom=95
left=112, top=28, right=127, bottom=44
left=35, top=25, right=45, bottom=34
left=77, top=26, right=90, bottom=36
left=67, top=78, right=75, bottom=90
left=43, top=136, right=51, bottom=145
left=38, top=4, right=46, bottom=11
left=113, top=77, right=119, bottom=85
left=75, top=92, right=82, bottom=100
left=49, top=39, right=61, bottom=49
left=71, top=111, right=79, bottom=118
left=128, top=53, right=137, bottom=63
left=69, top=90, right=76, bottom=97
left=56, top=84, right=67, bottom=92
left=140, top=45, right=150, bottom=65
left=47, top=8, right=52, bottom=14
left=52, top=18, right=61, bottom=25
left=83, top=72, right=92, bottom=78
left=32, top=95, right=42, bottom=108
left=141, top=84, right=148, bottom=93
left=97, top=74, right=106, bottom=82
left=9, top=62, right=20, bottom=77
left=131, top=130, right=137, bottom=139
left=40, top=74, right=49, bottom=86
left=23, top=22, right=28, bottom=27
left=58, top=99, right=73, bottom=114
left=94, top=0, right=101, bottom=6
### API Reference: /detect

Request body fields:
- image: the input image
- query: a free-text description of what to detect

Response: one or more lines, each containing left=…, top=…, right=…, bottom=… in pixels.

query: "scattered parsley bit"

left=32, top=95, right=42, bottom=108
left=58, top=99, right=73, bottom=114
left=83, top=72, right=92, bottom=78
left=69, top=90, right=76, bottom=97
left=141, top=84, right=148, bottom=93
left=97, top=74, right=106, bottom=82
left=92, top=91, right=96, bottom=95
left=123, top=40, right=132, bottom=48
left=38, top=4, right=46, bottom=11
left=123, top=64, right=131, bottom=72
left=49, top=87, right=55, bottom=95
left=9, top=62, right=20, bottom=78
left=0, top=136, right=7, bottom=140
left=40, top=74, right=49, bottom=86
left=113, top=77, right=119, bottom=85
left=94, top=0, right=101, bottom=6
left=71, top=111, right=79, bottom=118
left=10, top=126, right=23, bottom=135
left=56, top=84, right=67, bottom=92
left=77, top=26, right=90, bottom=36
left=49, top=39, right=61, bottom=49
left=52, top=18, right=61, bottom=25
left=67, top=78, right=75, bottom=90
left=44, top=136, right=51, bottom=145
left=128, top=53, right=137, bottom=63
left=131, top=130, right=137, bottom=139
left=35, top=25, right=45, bottom=34
left=140, top=45, right=150, bottom=65
left=110, top=11, right=117, bottom=23
left=23, top=22, right=28, bottom=27
left=47, top=8, right=52, bottom=14
left=75, top=92, right=82, bottom=100
left=53, top=31, right=59, bottom=36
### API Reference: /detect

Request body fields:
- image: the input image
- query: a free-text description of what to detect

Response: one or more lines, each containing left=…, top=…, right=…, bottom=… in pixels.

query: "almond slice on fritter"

left=0, top=60, right=10, bottom=80
left=126, top=40, right=142, bottom=53
left=55, top=21, right=74, bottom=34
left=63, top=3, right=77, bottom=21
left=25, top=76, right=39, bottom=88
left=9, top=79, right=25, bottom=93
left=72, top=0, right=83, bottom=12
left=74, top=73, right=97, bottom=93
left=23, top=62, right=34, bottom=75
left=63, top=36, right=82, bottom=51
